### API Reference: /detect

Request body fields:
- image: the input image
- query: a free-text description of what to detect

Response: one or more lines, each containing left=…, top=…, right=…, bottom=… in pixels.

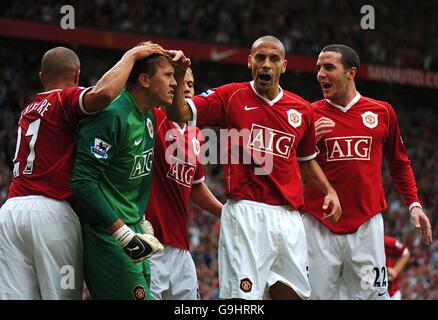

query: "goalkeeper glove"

left=140, top=218, right=154, bottom=235
left=112, top=224, right=163, bottom=263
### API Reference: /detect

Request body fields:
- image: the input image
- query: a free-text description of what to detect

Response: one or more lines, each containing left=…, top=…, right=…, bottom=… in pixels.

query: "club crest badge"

left=192, top=137, right=200, bottom=156
left=240, top=278, right=253, bottom=293
left=133, top=285, right=146, bottom=300
left=287, top=109, right=302, bottom=128
left=147, top=118, right=154, bottom=138
left=361, top=111, right=378, bottom=129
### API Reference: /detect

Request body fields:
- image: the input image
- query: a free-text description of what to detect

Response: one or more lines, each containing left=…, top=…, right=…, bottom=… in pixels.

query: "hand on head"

left=129, top=41, right=166, bottom=60
left=166, top=50, right=191, bottom=74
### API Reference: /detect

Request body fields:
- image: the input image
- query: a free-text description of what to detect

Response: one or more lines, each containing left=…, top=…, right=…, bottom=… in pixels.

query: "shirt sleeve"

left=192, top=128, right=205, bottom=184
left=59, top=87, right=94, bottom=126
left=385, top=236, right=406, bottom=257
left=190, top=84, right=233, bottom=128
left=383, top=103, right=420, bottom=206
left=71, top=108, right=122, bottom=228
left=297, top=104, right=317, bottom=161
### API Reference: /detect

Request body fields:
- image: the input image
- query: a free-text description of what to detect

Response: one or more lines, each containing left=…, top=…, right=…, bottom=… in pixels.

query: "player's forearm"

left=190, top=183, right=223, bottom=217
left=166, top=72, right=193, bottom=122
left=107, top=219, right=126, bottom=234
left=389, top=163, right=420, bottom=207
left=299, top=159, right=336, bottom=196
left=82, top=51, right=138, bottom=113
left=393, top=250, right=410, bottom=277
left=71, top=170, right=119, bottom=228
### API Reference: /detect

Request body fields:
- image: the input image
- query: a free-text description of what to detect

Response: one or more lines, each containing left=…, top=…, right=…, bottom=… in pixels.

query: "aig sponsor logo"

left=247, top=124, right=295, bottom=159
left=167, top=156, right=197, bottom=187
left=325, top=136, right=372, bottom=161
left=130, top=148, right=154, bottom=179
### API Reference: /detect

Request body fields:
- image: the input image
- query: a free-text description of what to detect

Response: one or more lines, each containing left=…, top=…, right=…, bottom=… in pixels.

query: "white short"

left=303, top=213, right=389, bottom=300
left=0, top=196, right=83, bottom=299
left=149, top=245, right=199, bottom=300
left=219, top=200, right=311, bottom=300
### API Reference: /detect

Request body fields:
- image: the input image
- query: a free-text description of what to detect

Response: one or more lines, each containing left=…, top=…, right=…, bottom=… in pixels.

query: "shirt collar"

left=250, top=81, right=283, bottom=106
left=326, top=92, right=361, bottom=113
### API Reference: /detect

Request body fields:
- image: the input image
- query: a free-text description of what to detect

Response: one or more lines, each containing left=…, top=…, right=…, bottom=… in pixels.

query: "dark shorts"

left=82, top=223, right=151, bottom=300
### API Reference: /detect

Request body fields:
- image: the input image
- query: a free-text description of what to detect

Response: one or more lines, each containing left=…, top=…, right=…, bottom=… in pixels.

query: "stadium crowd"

left=1, top=41, right=436, bottom=299
left=1, top=0, right=438, bottom=71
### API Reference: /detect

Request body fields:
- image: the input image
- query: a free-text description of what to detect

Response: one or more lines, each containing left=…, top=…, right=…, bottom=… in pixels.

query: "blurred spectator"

left=1, top=0, right=437, bottom=71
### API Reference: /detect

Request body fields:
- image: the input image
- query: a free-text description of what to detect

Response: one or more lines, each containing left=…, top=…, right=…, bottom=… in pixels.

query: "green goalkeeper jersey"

left=71, top=89, right=155, bottom=227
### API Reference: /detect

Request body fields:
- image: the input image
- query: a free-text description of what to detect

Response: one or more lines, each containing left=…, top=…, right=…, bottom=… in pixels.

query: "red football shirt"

left=145, top=108, right=204, bottom=250
left=305, top=94, right=420, bottom=233
left=8, top=87, right=90, bottom=204
left=187, top=81, right=316, bottom=210
left=384, top=235, right=408, bottom=297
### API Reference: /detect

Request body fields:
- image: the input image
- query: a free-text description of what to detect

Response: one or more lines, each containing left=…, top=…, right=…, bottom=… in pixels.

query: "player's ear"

left=282, top=59, right=287, bottom=74
left=138, top=73, right=151, bottom=88
left=39, top=71, right=44, bottom=85
left=348, top=67, right=357, bottom=81
left=74, top=69, right=80, bottom=86
left=247, top=55, right=253, bottom=70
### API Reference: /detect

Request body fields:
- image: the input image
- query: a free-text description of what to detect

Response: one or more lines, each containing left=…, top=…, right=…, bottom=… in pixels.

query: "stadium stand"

left=1, top=0, right=437, bottom=71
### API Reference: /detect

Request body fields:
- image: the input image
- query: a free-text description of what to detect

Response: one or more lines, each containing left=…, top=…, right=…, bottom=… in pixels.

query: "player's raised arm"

left=83, top=42, right=166, bottom=113
left=164, top=49, right=193, bottom=122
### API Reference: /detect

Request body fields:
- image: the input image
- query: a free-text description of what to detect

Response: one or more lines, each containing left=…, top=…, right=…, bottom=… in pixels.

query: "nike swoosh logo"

left=127, top=246, right=140, bottom=253
left=210, top=49, right=238, bottom=62
left=377, top=292, right=387, bottom=297
left=134, top=138, right=142, bottom=146
left=244, top=106, right=259, bottom=111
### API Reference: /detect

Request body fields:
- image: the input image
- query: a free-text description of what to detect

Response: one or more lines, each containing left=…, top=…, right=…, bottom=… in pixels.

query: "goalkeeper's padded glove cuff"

left=112, top=224, right=164, bottom=263
left=112, top=224, right=135, bottom=247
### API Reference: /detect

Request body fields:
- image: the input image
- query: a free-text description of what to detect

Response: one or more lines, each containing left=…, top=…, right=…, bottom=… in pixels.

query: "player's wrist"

left=326, top=187, right=337, bottom=197
left=112, top=224, right=135, bottom=247
left=408, top=202, right=422, bottom=214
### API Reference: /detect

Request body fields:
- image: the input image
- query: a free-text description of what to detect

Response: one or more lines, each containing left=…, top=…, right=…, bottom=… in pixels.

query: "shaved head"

left=40, top=47, right=80, bottom=80
left=251, top=35, right=285, bottom=58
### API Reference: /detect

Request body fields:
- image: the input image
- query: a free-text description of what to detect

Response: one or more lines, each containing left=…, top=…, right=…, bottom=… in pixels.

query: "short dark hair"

left=321, top=44, right=360, bottom=70
left=251, top=35, right=285, bottom=58
left=127, top=54, right=172, bottom=87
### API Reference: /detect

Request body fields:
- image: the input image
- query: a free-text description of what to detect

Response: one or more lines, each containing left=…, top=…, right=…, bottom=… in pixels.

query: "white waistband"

left=227, top=199, right=296, bottom=212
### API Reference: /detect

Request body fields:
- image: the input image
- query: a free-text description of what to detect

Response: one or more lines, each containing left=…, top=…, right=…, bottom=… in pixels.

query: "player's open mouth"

left=258, top=73, right=272, bottom=83
left=321, top=83, right=331, bottom=89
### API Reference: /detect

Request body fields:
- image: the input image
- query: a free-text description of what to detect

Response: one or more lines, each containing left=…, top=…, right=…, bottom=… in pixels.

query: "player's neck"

left=44, top=80, right=76, bottom=91
left=333, top=88, right=358, bottom=108
left=128, top=87, right=154, bottom=113
left=257, top=87, right=280, bottom=101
